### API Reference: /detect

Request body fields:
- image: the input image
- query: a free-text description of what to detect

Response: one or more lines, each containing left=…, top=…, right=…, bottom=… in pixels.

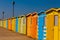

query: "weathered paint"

left=12, top=17, right=16, bottom=32
left=16, top=17, right=18, bottom=32
left=31, top=12, right=38, bottom=39
left=18, top=17, right=21, bottom=33
left=38, top=12, right=46, bottom=40
left=26, top=14, right=32, bottom=37
left=8, top=18, right=12, bottom=30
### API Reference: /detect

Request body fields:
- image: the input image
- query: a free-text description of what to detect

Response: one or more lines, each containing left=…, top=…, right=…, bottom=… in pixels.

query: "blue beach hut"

left=16, top=17, right=18, bottom=32
left=38, top=12, right=46, bottom=40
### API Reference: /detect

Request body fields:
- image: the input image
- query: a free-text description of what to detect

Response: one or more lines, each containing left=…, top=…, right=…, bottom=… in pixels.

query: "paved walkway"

left=0, top=27, right=34, bottom=40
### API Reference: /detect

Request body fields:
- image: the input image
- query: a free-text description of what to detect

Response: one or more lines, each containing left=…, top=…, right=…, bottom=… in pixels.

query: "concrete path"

left=0, top=27, right=35, bottom=40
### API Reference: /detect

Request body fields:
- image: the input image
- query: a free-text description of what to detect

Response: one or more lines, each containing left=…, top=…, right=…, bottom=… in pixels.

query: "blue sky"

left=0, top=0, right=60, bottom=19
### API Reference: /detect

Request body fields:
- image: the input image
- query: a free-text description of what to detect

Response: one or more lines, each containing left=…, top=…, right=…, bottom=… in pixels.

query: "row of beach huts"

left=0, top=8, right=60, bottom=40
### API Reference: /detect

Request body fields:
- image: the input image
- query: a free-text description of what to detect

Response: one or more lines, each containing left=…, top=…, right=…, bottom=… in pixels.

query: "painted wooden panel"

left=12, top=17, right=16, bottom=32
left=18, top=17, right=21, bottom=33
left=16, top=17, right=18, bottom=32
left=31, top=12, right=38, bottom=39
left=38, top=13, right=46, bottom=40
left=8, top=18, right=12, bottom=30
left=26, top=14, right=32, bottom=37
